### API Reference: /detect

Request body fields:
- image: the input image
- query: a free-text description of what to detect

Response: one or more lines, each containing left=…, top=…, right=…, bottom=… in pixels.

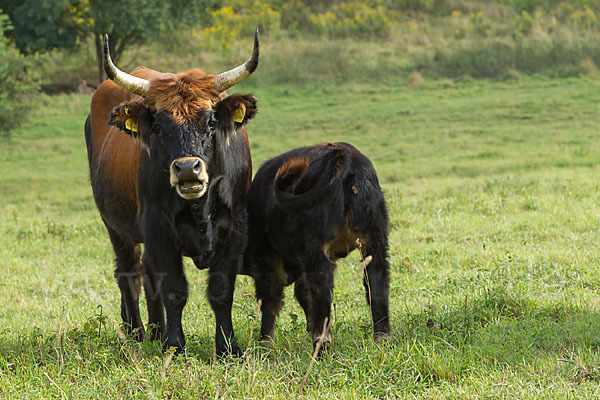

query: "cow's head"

left=104, top=30, right=259, bottom=200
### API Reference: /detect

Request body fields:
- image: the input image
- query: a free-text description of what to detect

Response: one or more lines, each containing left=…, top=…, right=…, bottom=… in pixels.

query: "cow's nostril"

left=173, top=162, right=182, bottom=174
left=192, top=160, right=202, bottom=174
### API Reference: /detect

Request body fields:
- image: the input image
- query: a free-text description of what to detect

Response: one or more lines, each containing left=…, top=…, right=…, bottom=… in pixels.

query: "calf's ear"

left=215, top=94, right=258, bottom=129
left=108, top=102, right=153, bottom=138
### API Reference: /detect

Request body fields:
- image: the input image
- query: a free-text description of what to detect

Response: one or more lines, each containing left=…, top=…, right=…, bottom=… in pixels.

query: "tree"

left=0, top=13, right=41, bottom=137
left=3, top=0, right=222, bottom=84
left=86, top=0, right=172, bottom=82
left=1, top=0, right=81, bottom=54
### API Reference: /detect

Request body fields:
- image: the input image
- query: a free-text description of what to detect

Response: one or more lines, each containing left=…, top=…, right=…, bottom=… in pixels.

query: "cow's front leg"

left=141, top=255, right=166, bottom=342
left=142, top=210, right=187, bottom=353
left=208, top=264, right=241, bottom=357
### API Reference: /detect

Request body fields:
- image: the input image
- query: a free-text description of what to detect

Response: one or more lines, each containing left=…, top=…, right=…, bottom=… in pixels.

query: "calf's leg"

left=304, top=253, right=335, bottom=355
left=254, top=253, right=286, bottom=343
left=362, top=234, right=391, bottom=341
left=293, top=273, right=313, bottom=332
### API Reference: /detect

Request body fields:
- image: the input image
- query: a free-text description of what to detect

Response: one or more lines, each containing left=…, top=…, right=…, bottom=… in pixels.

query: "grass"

left=2, top=76, right=600, bottom=398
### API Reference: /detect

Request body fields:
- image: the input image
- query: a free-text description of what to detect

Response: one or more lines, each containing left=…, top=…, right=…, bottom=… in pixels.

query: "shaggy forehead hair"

left=145, top=70, right=222, bottom=123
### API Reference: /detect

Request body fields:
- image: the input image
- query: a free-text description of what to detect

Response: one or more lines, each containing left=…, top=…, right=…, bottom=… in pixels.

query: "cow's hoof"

left=374, top=332, right=392, bottom=344
left=216, top=341, right=243, bottom=359
left=146, top=323, right=164, bottom=343
left=132, top=327, right=145, bottom=343
left=163, top=336, right=185, bottom=354
left=122, top=324, right=145, bottom=342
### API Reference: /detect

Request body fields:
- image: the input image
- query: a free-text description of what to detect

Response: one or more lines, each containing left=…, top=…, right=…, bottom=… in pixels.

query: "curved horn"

left=103, top=34, right=151, bottom=97
left=213, top=28, right=260, bottom=92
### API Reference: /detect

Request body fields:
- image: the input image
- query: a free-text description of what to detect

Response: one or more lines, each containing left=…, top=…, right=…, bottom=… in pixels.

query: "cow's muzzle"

left=170, top=156, right=209, bottom=199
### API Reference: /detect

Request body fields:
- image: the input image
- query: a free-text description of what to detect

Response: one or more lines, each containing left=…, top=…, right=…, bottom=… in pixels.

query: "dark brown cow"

left=243, top=142, right=391, bottom=355
left=84, top=30, right=259, bottom=356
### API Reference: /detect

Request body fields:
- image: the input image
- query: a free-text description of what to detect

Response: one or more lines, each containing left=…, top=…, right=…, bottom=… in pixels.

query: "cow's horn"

left=213, top=28, right=260, bottom=92
left=103, top=34, right=151, bottom=97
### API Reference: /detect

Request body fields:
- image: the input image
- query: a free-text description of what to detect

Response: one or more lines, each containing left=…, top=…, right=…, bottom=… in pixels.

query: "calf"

left=243, top=142, right=391, bottom=354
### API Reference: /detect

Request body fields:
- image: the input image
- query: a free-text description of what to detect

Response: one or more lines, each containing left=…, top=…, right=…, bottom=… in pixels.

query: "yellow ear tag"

left=233, top=107, right=245, bottom=123
left=125, top=118, right=138, bottom=133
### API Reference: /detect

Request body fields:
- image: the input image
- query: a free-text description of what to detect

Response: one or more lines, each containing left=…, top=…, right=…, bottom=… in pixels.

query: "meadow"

left=2, top=73, right=600, bottom=398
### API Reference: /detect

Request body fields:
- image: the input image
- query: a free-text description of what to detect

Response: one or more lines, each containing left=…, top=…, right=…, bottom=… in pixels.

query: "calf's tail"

left=273, top=144, right=351, bottom=210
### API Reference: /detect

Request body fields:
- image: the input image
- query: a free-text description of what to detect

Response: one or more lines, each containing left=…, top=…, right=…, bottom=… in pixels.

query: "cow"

left=84, top=30, right=259, bottom=357
left=242, top=142, right=391, bottom=355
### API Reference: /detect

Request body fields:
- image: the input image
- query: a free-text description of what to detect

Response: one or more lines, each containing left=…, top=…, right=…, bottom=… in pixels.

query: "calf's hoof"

left=312, top=329, right=332, bottom=359
left=258, top=334, right=275, bottom=348
left=311, top=339, right=331, bottom=359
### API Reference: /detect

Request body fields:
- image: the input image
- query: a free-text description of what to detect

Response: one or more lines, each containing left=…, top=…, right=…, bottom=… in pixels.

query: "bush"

left=0, top=13, right=41, bottom=137
left=310, top=1, right=400, bottom=39
left=202, top=0, right=281, bottom=49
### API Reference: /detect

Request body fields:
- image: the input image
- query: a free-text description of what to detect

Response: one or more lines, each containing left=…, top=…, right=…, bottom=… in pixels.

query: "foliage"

left=1, top=0, right=83, bottom=54
left=2, top=0, right=222, bottom=83
left=0, top=14, right=40, bottom=137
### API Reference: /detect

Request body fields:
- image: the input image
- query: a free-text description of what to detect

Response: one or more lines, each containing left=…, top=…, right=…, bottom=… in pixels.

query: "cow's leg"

left=304, top=253, right=335, bottom=355
left=141, top=210, right=187, bottom=352
left=362, top=234, right=391, bottom=341
left=144, top=247, right=187, bottom=352
left=208, top=262, right=242, bottom=357
left=141, top=253, right=166, bottom=342
left=105, top=224, right=145, bottom=341
left=293, top=273, right=313, bottom=332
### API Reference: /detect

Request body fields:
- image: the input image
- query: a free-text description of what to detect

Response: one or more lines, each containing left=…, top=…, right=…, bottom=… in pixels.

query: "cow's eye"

left=208, top=119, right=216, bottom=131
left=155, top=126, right=170, bottom=139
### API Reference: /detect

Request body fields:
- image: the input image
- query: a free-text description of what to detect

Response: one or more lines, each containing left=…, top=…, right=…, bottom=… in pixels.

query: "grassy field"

left=1, top=76, right=600, bottom=398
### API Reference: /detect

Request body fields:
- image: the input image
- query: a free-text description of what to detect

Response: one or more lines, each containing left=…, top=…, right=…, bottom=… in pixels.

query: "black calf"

left=243, top=142, right=391, bottom=354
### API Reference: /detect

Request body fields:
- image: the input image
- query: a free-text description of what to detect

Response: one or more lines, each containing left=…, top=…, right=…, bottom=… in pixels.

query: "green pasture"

left=1, top=76, right=600, bottom=398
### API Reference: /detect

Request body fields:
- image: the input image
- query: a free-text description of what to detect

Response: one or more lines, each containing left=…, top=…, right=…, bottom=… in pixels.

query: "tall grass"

left=423, top=32, right=600, bottom=79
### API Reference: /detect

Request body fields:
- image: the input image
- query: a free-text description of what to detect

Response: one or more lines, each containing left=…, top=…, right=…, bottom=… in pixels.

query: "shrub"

left=280, top=1, right=313, bottom=34
left=310, top=1, right=401, bottom=39
left=202, top=0, right=280, bottom=49
left=0, top=13, right=41, bottom=137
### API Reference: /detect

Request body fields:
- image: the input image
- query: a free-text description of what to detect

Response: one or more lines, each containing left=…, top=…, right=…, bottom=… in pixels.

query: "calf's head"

left=104, top=31, right=258, bottom=200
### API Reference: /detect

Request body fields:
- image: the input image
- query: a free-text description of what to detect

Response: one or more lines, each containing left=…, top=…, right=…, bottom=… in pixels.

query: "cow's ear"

left=215, top=94, right=258, bottom=128
left=108, top=102, right=153, bottom=138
